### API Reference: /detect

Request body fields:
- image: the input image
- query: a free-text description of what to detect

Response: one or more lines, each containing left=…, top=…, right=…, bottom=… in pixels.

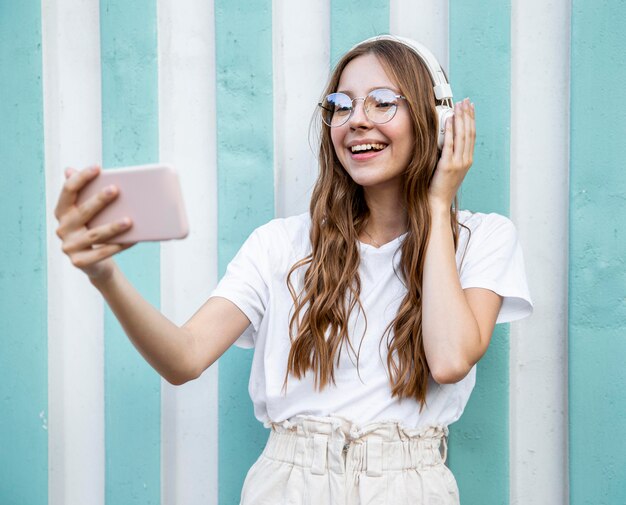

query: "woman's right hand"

left=55, top=165, right=136, bottom=283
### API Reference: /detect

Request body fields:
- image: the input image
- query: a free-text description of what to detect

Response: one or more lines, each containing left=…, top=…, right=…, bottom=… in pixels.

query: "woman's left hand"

left=427, top=97, right=476, bottom=210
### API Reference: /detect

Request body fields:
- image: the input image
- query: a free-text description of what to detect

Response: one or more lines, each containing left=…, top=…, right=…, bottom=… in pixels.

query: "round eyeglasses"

left=318, top=88, right=407, bottom=127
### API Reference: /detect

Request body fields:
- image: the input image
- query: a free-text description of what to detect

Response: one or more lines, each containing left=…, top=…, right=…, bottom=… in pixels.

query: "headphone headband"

left=352, top=35, right=453, bottom=102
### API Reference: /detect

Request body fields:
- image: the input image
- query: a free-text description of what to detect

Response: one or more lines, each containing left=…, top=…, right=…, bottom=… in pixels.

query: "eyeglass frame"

left=317, top=88, right=407, bottom=127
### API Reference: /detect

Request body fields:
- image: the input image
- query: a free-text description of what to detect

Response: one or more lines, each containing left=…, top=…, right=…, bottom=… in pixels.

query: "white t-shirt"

left=209, top=210, right=533, bottom=429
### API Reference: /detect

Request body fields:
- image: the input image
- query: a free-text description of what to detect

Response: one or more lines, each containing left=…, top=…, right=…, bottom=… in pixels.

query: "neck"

left=360, top=184, right=408, bottom=246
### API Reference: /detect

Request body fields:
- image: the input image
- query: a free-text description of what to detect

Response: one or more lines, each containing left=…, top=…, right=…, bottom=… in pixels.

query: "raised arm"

left=421, top=205, right=502, bottom=384
left=55, top=166, right=249, bottom=384
left=422, top=99, right=502, bottom=384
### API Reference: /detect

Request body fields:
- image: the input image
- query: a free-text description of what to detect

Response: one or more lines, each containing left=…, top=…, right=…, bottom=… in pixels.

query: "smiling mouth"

left=350, top=143, right=388, bottom=153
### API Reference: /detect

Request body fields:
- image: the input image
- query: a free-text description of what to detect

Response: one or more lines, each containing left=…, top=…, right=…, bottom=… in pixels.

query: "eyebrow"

left=335, top=86, right=400, bottom=95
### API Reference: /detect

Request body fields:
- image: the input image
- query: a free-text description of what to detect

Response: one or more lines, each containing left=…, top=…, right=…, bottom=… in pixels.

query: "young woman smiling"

left=55, top=36, right=533, bottom=504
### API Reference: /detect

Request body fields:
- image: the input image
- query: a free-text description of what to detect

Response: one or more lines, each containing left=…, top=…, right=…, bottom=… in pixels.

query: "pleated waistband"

left=264, top=415, right=448, bottom=476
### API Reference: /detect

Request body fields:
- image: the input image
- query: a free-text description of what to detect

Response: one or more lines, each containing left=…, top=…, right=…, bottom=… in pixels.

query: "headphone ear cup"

left=436, top=105, right=454, bottom=150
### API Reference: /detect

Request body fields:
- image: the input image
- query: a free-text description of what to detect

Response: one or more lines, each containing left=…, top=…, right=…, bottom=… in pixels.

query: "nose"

left=347, top=97, right=371, bottom=129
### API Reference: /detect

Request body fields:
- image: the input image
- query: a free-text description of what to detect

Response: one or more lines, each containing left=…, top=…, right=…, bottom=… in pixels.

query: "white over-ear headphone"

left=353, top=35, right=454, bottom=150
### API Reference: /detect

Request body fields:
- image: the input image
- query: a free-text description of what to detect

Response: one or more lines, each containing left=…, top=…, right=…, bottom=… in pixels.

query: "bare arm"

left=423, top=98, right=502, bottom=384
left=55, top=166, right=249, bottom=385
left=91, top=264, right=250, bottom=384
left=421, top=205, right=502, bottom=384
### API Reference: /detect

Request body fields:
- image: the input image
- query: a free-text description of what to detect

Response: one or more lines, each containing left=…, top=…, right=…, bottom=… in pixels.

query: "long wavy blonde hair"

left=284, top=38, right=469, bottom=406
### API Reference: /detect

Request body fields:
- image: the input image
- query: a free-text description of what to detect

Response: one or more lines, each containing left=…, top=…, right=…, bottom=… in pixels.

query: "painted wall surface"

left=448, top=2, right=511, bottom=503
left=1, top=1, right=625, bottom=504
left=100, top=1, right=161, bottom=503
left=569, top=0, right=626, bottom=503
left=509, top=1, right=570, bottom=502
left=214, top=1, right=274, bottom=504
left=330, top=0, right=389, bottom=63
left=0, top=2, right=47, bottom=505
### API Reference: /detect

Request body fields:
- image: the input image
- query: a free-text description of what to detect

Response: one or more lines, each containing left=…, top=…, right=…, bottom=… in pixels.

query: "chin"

left=346, top=169, right=401, bottom=190
left=345, top=172, right=378, bottom=187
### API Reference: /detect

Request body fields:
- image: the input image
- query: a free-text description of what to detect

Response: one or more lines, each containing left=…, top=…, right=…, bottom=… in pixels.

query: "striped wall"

left=0, top=2, right=47, bottom=504
left=157, top=1, right=218, bottom=503
left=569, top=0, right=626, bottom=502
left=510, top=1, right=571, bottom=503
left=42, top=2, right=105, bottom=504
left=446, top=1, right=513, bottom=502
left=214, top=2, right=273, bottom=504
left=100, top=2, right=161, bottom=503
left=1, top=0, right=624, bottom=504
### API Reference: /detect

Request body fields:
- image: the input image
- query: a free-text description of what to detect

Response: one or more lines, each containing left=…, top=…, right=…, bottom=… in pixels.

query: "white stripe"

left=157, top=1, right=218, bottom=504
left=510, top=0, right=570, bottom=503
left=389, top=0, right=449, bottom=74
left=42, top=0, right=105, bottom=504
left=273, top=0, right=330, bottom=218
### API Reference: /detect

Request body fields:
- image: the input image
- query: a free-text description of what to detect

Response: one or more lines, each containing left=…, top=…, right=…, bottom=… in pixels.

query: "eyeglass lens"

left=321, top=88, right=399, bottom=127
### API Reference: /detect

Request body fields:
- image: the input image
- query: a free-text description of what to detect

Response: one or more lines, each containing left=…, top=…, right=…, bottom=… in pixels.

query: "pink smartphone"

left=76, top=163, right=189, bottom=243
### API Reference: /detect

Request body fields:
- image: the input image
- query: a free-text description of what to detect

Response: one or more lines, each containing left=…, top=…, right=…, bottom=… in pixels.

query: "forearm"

left=421, top=205, right=481, bottom=383
left=91, top=262, right=198, bottom=385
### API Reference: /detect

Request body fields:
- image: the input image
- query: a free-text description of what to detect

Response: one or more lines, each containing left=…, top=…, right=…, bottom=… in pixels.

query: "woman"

left=55, top=36, right=533, bottom=504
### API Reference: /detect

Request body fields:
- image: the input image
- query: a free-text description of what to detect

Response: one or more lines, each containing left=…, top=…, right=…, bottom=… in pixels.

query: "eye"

left=325, top=93, right=352, bottom=115
left=368, top=89, right=399, bottom=112
left=375, top=101, right=394, bottom=109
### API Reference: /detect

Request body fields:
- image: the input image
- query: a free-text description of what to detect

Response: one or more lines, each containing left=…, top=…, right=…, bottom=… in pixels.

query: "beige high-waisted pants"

left=240, top=415, right=460, bottom=505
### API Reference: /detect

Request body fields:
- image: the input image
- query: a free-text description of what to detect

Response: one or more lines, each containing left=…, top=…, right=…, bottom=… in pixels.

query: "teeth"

left=350, top=143, right=386, bottom=153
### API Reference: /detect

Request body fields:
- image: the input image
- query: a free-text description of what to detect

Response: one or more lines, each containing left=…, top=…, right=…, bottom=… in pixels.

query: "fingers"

left=453, top=101, right=465, bottom=163
left=441, top=98, right=475, bottom=167
left=56, top=185, right=120, bottom=238
left=62, top=184, right=122, bottom=234
left=54, top=165, right=101, bottom=221
left=61, top=217, right=133, bottom=255
left=54, top=165, right=136, bottom=277
left=56, top=165, right=126, bottom=240
left=441, top=115, right=454, bottom=158
left=462, top=99, right=476, bottom=163
left=68, top=242, right=136, bottom=270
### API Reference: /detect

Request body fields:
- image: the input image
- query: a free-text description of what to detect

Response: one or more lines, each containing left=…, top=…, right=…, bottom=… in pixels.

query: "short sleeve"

left=459, top=213, right=533, bottom=324
left=208, top=227, right=270, bottom=348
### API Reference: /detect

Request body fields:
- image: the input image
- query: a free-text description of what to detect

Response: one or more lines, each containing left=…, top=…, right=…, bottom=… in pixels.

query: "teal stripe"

left=330, top=0, right=389, bottom=64
left=448, top=2, right=511, bottom=504
left=215, top=2, right=274, bottom=504
left=100, top=1, right=160, bottom=503
left=0, top=2, right=47, bottom=504
left=570, top=1, right=626, bottom=503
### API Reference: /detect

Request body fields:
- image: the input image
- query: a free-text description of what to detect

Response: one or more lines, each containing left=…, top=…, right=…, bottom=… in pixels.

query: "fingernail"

left=471, top=102, right=475, bottom=110
left=118, top=217, right=130, bottom=227
left=105, top=185, right=116, bottom=196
